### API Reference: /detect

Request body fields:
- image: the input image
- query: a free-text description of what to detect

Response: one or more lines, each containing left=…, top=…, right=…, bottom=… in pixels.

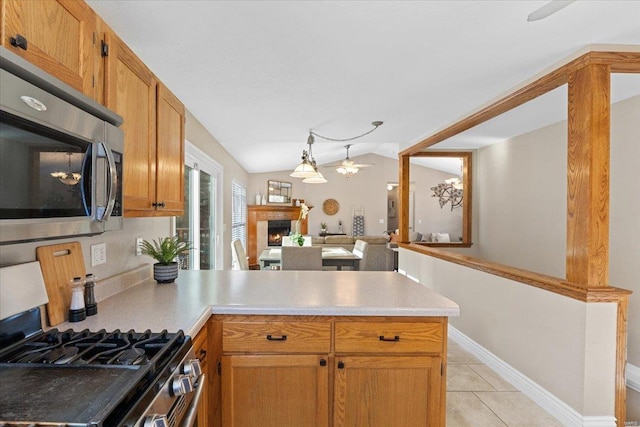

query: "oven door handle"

left=181, top=373, right=206, bottom=427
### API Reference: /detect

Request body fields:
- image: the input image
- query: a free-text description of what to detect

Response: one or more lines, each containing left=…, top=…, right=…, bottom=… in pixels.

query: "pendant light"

left=290, top=133, right=326, bottom=183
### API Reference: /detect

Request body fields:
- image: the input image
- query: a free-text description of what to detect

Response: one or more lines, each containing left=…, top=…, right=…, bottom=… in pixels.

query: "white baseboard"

left=448, top=326, right=617, bottom=427
left=628, top=363, right=640, bottom=392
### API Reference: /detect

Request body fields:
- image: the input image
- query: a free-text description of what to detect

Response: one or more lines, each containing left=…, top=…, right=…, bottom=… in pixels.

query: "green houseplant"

left=139, top=236, right=192, bottom=283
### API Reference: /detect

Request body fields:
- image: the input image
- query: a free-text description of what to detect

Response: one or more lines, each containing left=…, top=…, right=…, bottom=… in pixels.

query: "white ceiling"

left=86, top=0, right=640, bottom=174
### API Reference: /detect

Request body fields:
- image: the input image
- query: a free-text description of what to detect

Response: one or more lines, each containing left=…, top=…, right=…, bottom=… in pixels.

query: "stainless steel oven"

left=0, top=261, right=206, bottom=427
left=0, top=46, right=123, bottom=244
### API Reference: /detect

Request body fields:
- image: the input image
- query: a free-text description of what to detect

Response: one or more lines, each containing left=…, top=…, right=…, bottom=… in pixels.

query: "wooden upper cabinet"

left=2, top=0, right=97, bottom=99
left=104, top=32, right=157, bottom=215
left=104, top=31, right=184, bottom=217
left=156, top=83, right=185, bottom=216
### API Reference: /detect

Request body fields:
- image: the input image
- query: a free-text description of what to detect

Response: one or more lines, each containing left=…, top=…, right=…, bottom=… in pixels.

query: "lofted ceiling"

left=86, top=0, right=640, bottom=174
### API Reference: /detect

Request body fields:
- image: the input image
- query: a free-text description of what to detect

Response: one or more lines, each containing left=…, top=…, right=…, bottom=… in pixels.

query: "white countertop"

left=56, top=270, right=459, bottom=337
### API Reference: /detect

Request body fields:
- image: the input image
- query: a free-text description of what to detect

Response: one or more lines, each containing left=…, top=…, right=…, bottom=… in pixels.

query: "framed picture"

left=267, top=180, right=292, bottom=204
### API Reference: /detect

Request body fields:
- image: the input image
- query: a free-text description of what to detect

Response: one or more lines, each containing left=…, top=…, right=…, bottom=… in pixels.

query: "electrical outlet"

left=136, top=237, right=143, bottom=256
left=91, top=243, right=106, bottom=266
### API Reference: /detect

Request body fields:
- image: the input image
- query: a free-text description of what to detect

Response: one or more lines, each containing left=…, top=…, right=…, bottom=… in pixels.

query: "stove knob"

left=183, top=359, right=202, bottom=378
left=171, top=374, right=194, bottom=396
left=143, top=414, right=169, bottom=427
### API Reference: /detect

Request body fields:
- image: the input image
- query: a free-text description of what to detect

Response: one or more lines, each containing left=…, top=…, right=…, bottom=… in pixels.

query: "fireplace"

left=268, top=220, right=291, bottom=246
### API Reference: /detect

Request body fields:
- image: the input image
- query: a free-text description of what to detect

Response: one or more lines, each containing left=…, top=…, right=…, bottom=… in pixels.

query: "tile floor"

left=446, top=342, right=563, bottom=427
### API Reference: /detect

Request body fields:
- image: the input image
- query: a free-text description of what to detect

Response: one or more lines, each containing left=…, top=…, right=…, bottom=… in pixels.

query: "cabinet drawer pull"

left=10, top=34, right=28, bottom=50
left=320, top=359, right=327, bottom=367
left=198, top=348, right=207, bottom=362
left=266, top=334, right=287, bottom=341
left=379, top=335, right=400, bottom=342
left=337, top=361, right=345, bottom=369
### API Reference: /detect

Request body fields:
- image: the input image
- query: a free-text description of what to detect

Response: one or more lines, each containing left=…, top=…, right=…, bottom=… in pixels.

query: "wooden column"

left=398, top=155, right=410, bottom=243
left=566, top=63, right=610, bottom=288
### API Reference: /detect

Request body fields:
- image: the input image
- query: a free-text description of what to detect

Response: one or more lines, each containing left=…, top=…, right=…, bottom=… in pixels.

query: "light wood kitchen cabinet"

left=222, top=354, right=329, bottom=427
left=104, top=32, right=184, bottom=216
left=216, top=315, right=447, bottom=427
left=1, top=0, right=99, bottom=100
left=333, top=356, right=441, bottom=427
left=155, top=83, right=185, bottom=215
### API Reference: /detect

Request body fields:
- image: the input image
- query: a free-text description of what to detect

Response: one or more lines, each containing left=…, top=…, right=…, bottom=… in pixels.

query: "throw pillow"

left=435, top=232, right=451, bottom=243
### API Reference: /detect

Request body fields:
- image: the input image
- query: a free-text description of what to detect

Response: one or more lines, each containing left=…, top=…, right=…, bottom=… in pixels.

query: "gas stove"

left=0, top=262, right=204, bottom=427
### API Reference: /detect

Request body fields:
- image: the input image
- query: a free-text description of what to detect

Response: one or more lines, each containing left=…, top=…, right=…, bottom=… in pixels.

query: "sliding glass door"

left=175, top=141, right=223, bottom=270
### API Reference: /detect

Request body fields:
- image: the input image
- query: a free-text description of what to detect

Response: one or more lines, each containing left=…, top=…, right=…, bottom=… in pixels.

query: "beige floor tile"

left=446, top=392, right=507, bottom=427
left=447, top=364, right=496, bottom=392
left=475, top=391, right=563, bottom=427
left=448, top=343, right=483, bottom=364
left=468, top=364, right=519, bottom=391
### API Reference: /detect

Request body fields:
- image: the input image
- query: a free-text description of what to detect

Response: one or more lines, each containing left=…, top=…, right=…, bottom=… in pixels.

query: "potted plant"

left=320, top=222, right=327, bottom=235
left=139, top=236, right=192, bottom=283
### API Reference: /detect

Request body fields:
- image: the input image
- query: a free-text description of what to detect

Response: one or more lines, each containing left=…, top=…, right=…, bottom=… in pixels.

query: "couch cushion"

left=311, top=236, right=325, bottom=244
left=358, top=235, right=389, bottom=245
left=325, top=235, right=354, bottom=244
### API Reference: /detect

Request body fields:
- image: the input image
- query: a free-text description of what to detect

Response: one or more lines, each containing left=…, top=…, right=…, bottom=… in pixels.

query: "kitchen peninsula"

left=57, top=270, right=459, bottom=426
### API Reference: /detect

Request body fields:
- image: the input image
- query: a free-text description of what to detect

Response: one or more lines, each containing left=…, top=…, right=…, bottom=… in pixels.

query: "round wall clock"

left=322, top=199, right=340, bottom=215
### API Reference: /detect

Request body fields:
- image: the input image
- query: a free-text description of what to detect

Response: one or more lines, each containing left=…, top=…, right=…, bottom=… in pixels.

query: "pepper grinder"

left=84, top=273, right=98, bottom=316
left=69, top=276, right=86, bottom=322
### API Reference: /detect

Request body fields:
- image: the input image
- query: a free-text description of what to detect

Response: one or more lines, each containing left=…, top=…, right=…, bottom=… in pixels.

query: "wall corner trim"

left=448, top=326, right=617, bottom=427
left=627, top=363, right=640, bottom=392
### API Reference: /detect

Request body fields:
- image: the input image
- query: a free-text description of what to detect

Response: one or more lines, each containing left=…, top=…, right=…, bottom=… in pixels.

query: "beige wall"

left=0, top=217, right=170, bottom=277
left=399, top=248, right=618, bottom=418
left=248, top=154, right=398, bottom=236
left=423, top=95, right=640, bottom=420
left=247, top=153, right=464, bottom=239
left=185, top=110, right=249, bottom=270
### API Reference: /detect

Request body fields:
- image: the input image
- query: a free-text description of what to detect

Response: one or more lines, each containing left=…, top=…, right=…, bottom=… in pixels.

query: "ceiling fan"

left=527, top=0, right=576, bottom=22
left=323, top=144, right=375, bottom=178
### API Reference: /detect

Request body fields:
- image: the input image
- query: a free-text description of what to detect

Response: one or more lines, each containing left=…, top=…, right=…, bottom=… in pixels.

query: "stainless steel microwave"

left=0, top=47, right=124, bottom=245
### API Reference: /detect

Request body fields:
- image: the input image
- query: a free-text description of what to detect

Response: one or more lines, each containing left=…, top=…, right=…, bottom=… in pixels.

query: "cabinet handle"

left=379, top=335, right=400, bottom=342
left=152, top=201, right=166, bottom=208
left=266, top=334, right=287, bottom=341
left=198, top=348, right=207, bottom=362
left=319, top=359, right=327, bottom=367
left=337, top=361, right=345, bottom=369
left=10, top=34, right=28, bottom=50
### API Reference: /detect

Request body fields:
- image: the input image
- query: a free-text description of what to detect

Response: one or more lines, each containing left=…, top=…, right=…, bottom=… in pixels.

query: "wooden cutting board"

left=36, top=242, right=86, bottom=326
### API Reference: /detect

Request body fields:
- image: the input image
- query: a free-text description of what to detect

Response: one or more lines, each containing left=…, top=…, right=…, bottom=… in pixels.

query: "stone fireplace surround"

left=247, top=205, right=308, bottom=264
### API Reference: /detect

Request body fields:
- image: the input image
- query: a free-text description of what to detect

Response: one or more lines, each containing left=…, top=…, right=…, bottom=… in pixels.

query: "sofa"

left=311, top=235, right=394, bottom=271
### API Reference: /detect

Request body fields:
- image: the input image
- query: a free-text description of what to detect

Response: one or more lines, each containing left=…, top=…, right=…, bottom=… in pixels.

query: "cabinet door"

left=222, top=354, right=329, bottom=427
left=2, top=0, right=96, bottom=98
left=334, top=356, right=442, bottom=427
left=105, top=33, right=157, bottom=215
left=156, top=84, right=184, bottom=215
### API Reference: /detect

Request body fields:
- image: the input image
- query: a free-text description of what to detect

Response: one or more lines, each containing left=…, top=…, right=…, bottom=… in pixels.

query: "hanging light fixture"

left=50, top=152, right=81, bottom=186
left=312, top=121, right=383, bottom=178
left=290, top=133, right=327, bottom=183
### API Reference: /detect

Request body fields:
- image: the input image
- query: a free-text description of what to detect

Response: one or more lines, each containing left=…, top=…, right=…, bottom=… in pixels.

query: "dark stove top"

left=0, top=311, right=190, bottom=427
left=0, top=328, right=180, bottom=366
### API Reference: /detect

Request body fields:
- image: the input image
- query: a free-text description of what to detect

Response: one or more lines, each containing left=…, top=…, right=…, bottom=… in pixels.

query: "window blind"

left=231, top=180, right=247, bottom=249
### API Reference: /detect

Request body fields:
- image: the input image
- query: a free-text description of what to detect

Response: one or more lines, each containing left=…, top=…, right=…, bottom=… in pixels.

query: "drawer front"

left=334, top=322, right=443, bottom=354
left=223, top=321, right=331, bottom=353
